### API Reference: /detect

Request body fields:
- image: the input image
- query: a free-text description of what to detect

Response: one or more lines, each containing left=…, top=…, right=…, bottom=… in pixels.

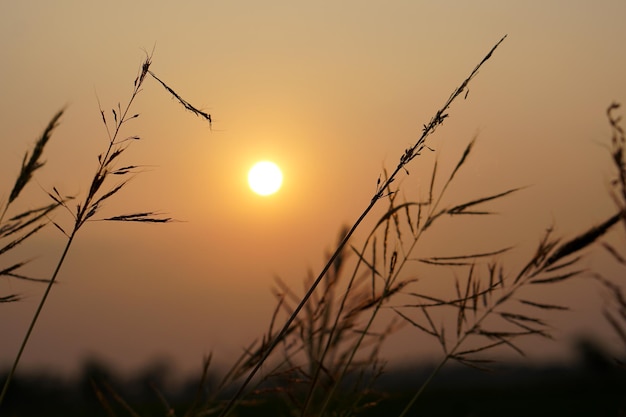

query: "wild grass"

left=2, top=36, right=625, bottom=417
left=0, top=51, right=211, bottom=408
left=209, top=34, right=509, bottom=417
left=191, top=36, right=621, bottom=416
left=204, top=136, right=619, bottom=417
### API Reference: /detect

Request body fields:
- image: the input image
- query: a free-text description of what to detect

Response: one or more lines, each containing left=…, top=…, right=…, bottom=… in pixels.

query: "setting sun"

left=247, top=161, right=283, bottom=196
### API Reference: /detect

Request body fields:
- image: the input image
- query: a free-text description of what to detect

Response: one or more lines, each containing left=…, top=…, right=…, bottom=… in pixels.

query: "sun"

left=248, top=161, right=283, bottom=196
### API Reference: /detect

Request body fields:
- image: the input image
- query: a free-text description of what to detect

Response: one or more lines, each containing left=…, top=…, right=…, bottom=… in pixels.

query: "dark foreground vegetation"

left=2, top=339, right=625, bottom=417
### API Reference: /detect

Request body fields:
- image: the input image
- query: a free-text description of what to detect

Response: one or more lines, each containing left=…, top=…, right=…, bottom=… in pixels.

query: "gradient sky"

left=1, top=1, right=626, bottom=378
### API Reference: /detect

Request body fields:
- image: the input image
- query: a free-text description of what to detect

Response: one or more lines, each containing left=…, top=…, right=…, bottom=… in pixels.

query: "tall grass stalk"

left=0, top=55, right=153, bottom=407
left=2, top=38, right=622, bottom=417
left=301, top=114, right=620, bottom=416
left=217, top=37, right=622, bottom=416
left=307, top=141, right=514, bottom=416
left=0, top=51, right=210, bottom=408
left=0, top=110, right=69, bottom=403
left=396, top=214, right=621, bottom=416
left=217, top=34, right=508, bottom=417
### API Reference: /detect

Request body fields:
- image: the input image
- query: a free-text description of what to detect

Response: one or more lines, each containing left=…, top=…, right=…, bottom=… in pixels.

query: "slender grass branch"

left=0, top=51, right=183, bottom=409
left=218, top=34, right=507, bottom=417
left=315, top=150, right=471, bottom=415
left=395, top=210, right=623, bottom=416
left=0, top=229, right=78, bottom=405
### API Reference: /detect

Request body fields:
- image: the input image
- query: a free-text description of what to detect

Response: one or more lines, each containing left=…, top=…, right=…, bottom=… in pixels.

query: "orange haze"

left=1, top=1, right=625, bottom=377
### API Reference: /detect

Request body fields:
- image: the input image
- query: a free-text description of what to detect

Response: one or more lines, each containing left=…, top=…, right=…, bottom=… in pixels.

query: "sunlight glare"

left=248, top=161, right=283, bottom=196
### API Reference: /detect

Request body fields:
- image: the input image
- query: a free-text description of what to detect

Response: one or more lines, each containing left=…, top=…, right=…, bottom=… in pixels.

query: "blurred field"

left=2, top=338, right=625, bottom=417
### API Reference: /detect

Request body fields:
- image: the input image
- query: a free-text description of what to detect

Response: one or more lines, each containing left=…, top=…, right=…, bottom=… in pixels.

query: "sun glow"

left=248, top=161, right=283, bottom=196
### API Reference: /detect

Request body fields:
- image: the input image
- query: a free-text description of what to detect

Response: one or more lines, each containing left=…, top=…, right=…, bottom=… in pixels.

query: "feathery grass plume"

left=324, top=137, right=522, bottom=415
left=0, top=112, right=71, bottom=304
left=273, top=103, right=624, bottom=416
left=5, top=109, right=64, bottom=209
left=211, top=131, right=517, bottom=417
left=389, top=222, right=612, bottom=416
left=0, top=50, right=212, bottom=408
left=543, top=212, right=622, bottom=269
left=227, top=228, right=399, bottom=417
left=217, top=35, right=507, bottom=417
left=384, top=137, right=624, bottom=417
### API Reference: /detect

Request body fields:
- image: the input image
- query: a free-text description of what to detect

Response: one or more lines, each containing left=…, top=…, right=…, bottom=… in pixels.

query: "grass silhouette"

left=0, top=51, right=211, bottom=408
left=2, top=36, right=625, bottom=416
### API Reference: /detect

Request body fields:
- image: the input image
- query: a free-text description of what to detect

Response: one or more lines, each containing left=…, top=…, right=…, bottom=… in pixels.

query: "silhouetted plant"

left=0, top=109, right=69, bottom=304
left=210, top=37, right=622, bottom=416
left=0, top=51, right=211, bottom=408
left=4, top=35, right=623, bottom=417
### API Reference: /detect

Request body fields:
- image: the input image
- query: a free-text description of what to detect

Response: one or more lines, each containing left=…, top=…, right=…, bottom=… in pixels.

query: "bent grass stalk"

left=396, top=212, right=622, bottom=417
left=0, top=110, right=69, bottom=403
left=0, top=110, right=69, bottom=304
left=0, top=55, right=155, bottom=407
left=268, top=226, right=400, bottom=415
left=0, top=52, right=210, bottom=408
left=312, top=138, right=518, bottom=416
left=301, top=126, right=620, bottom=416
left=217, top=34, right=508, bottom=417
left=0, top=110, right=64, bottom=225
left=239, top=38, right=620, bottom=416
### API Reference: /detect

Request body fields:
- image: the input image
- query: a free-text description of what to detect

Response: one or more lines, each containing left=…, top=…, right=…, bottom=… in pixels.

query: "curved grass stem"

left=0, top=53, right=156, bottom=410
left=218, top=35, right=507, bottom=417
left=0, top=230, right=78, bottom=406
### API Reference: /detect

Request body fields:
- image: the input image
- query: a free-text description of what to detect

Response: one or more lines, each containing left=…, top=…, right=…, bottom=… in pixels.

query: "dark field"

left=3, top=340, right=625, bottom=417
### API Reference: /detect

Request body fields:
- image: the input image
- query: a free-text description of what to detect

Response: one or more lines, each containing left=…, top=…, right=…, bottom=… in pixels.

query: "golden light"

left=247, top=161, right=283, bottom=196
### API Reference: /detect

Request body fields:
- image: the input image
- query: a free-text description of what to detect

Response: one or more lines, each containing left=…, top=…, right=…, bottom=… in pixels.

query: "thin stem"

left=313, top=66, right=493, bottom=417
left=218, top=202, right=377, bottom=417
left=397, top=358, right=448, bottom=417
left=300, top=247, right=366, bottom=415
left=0, top=55, right=153, bottom=409
left=394, top=293, right=503, bottom=416
left=316, top=209, right=428, bottom=416
left=0, top=111, right=126, bottom=405
left=396, top=244, right=545, bottom=417
left=0, top=229, right=78, bottom=406
left=318, top=277, right=389, bottom=416
left=219, top=35, right=507, bottom=417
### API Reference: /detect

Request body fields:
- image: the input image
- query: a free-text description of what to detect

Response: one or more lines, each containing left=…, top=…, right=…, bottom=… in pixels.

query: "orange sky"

left=1, top=2, right=626, bottom=378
